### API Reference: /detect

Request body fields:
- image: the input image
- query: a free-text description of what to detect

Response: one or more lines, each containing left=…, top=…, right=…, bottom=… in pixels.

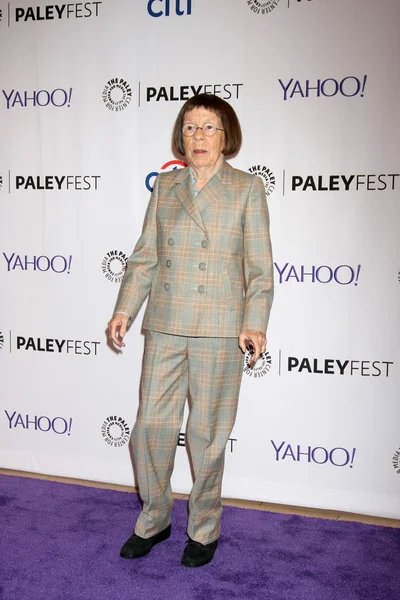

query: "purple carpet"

left=1, top=475, right=399, bottom=600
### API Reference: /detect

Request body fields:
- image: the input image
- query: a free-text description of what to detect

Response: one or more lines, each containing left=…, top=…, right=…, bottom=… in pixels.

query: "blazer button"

left=167, top=238, right=174, bottom=246
left=201, top=240, right=208, bottom=248
left=164, top=283, right=171, bottom=291
left=199, top=262, right=207, bottom=271
left=166, top=260, right=172, bottom=268
left=198, top=285, right=205, bottom=294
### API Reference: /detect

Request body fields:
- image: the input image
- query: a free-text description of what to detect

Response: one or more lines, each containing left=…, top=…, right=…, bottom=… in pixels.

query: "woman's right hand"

left=107, top=313, right=129, bottom=348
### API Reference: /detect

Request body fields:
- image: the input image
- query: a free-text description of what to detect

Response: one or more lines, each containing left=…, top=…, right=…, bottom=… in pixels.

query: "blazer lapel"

left=173, top=161, right=232, bottom=239
left=195, top=170, right=226, bottom=214
left=174, top=168, right=209, bottom=237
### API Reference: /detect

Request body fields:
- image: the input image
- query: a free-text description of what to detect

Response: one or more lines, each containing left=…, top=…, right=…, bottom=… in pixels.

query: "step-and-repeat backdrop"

left=1, top=0, right=399, bottom=518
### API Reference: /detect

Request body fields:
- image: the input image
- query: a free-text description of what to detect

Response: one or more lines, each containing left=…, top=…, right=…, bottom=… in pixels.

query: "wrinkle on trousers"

left=132, top=330, right=244, bottom=545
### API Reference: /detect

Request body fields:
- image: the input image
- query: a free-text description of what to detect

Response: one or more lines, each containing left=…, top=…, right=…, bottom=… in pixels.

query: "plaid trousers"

left=132, top=329, right=244, bottom=545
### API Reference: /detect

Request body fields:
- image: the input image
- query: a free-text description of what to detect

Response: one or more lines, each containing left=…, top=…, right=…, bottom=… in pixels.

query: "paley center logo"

left=145, top=159, right=187, bottom=192
left=144, top=83, right=243, bottom=103
left=279, top=75, right=368, bottom=101
left=2, top=88, right=73, bottom=109
left=275, top=263, right=361, bottom=286
left=8, top=2, right=102, bottom=24
left=101, top=416, right=130, bottom=448
left=247, top=0, right=280, bottom=15
left=102, top=78, right=132, bottom=112
left=286, top=355, right=393, bottom=377
left=248, top=165, right=275, bottom=197
left=0, top=331, right=4, bottom=350
left=288, top=172, right=399, bottom=193
left=102, top=250, right=128, bottom=283
left=243, top=350, right=272, bottom=378
left=147, top=0, right=192, bottom=17
left=392, top=447, right=400, bottom=475
left=10, top=173, right=100, bottom=191
left=0, top=174, right=3, bottom=191
left=3, top=253, right=73, bottom=274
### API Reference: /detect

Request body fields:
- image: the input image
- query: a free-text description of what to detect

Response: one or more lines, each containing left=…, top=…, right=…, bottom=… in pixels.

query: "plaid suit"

left=114, top=161, right=273, bottom=543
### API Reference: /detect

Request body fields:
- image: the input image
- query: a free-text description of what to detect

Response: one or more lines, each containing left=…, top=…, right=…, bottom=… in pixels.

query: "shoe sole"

left=120, top=526, right=171, bottom=559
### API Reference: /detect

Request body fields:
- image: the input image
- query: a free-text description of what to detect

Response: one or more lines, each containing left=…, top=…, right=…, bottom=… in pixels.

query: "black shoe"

left=120, top=524, right=171, bottom=559
left=181, top=538, right=218, bottom=568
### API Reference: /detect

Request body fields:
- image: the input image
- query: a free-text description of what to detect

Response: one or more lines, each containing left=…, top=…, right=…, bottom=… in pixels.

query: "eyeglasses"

left=182, top=122, right=224, bottom=137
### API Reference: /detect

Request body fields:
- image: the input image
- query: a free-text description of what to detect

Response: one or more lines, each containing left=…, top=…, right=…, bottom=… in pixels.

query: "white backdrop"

left=1, top=0, right=399, bottom=519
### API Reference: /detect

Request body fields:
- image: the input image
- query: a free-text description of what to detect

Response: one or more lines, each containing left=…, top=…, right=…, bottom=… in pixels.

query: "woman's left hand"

left=239, top=330, right=266, bottom=367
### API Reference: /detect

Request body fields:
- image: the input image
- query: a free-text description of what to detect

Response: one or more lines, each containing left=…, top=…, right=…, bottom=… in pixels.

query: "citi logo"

left=147, top=0, right=192, bottom=17
left=145, top=160, right=187, bottom=192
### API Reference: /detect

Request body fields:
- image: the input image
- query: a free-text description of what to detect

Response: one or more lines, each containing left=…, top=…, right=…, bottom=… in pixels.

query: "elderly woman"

left=108, top=93, right=273, bottom=567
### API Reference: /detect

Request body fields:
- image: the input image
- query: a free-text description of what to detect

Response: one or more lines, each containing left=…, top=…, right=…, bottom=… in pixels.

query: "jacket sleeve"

left=241, top=175, right=274, bottom=333
left=113, top=176, right=159, bottom=323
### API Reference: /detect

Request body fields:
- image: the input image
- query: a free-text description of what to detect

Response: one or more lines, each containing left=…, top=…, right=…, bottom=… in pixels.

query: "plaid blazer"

left=114, top=161, right=273, bottom=337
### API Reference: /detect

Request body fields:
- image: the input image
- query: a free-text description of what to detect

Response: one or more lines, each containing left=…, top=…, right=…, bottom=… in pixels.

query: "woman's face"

left=182, top=107, right=225, bottom=172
